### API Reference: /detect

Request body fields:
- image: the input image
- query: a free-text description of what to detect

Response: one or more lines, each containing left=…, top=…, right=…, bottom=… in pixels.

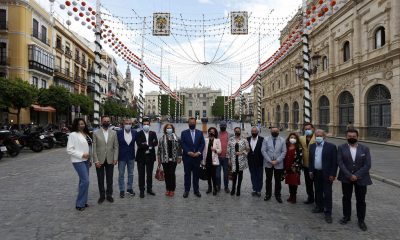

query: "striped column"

left=302, top=0, right=312, bottom=123
left=93, top=0, right=102, bottom=126
left=256, top=73, right=262, bottom=124
left=138, top=17, right=146, bottom=123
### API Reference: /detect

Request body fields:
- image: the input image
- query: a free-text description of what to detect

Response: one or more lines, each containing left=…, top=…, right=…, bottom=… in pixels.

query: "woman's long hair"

left=71, top=118, right=90, bottom=135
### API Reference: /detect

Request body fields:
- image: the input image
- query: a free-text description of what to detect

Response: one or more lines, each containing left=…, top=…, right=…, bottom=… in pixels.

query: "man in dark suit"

left=337, top=129, right=372, bottom=231
left=309, top=129, right=338, bottom=223
left=247, top=127, right=264, bottom=197
left=181, top=117, right=205, bottom=198
left=135, top=118, right=158, bottom=198
left=117, top=118, right=137, bottom=198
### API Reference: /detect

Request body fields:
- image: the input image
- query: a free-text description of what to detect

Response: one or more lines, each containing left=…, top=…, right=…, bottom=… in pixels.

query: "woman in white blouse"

left=202, top=127, right=222, bottom=196
left=67, top=118, right=92, bottom=211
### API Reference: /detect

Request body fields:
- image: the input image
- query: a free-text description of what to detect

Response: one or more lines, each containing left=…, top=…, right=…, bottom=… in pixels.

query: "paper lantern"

left=81, top=1, right=86, bottom=6
left=59, top=4, right=66, bottom=9
left=81, top=21, right=86, bottom=26
left=86, top=17, right=90, bottom=22
left=324, top=7, right=329, bottom=12
left=66, top=19, right=72, bottom=25
left=73, top=7, right=78, bottom=12
left=65, top=1, right=71, bottom=6
left=72, top=1, right=77, bottom=6
left=67, top=10, right=73, bottom=16
left=331, top=0, right=336, bottom=6
left=79, top=12, right=84, bottom=17
left=92, top=11, right=96, bottom=15
left=87, top=25, right=92, bottom=29
left=74, top=16, right=79, bottom=21
left=319, top=0, right=323, bottom=4
left=312, top=5, right=316, bottom=11
left=88, top=7, right=92, bottom=11
left=311, top=17, right=316, bottom=22
left=80, top=6, right=85, bottom=11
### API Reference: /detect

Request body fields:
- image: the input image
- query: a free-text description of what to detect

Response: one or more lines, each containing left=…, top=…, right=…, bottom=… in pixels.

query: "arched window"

left=338, top=91, right=354, bottom=134
left=375, top=27, right=385, bottom=49
left=343, top=41, right=350, bottom=62
left=322, top=56, right=328, bottom=71
left=319, top=96, right=330, bottom=132
left=292, top=102, right=299, bottom=130
left=283, top=103, right=289, bottom=129
left=367, top=84, right=391, bottom=140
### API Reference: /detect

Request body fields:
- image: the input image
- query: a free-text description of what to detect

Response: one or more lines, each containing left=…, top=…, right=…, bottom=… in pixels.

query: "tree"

left=0, top=78, right=37, bottom=126
left=37, top=85, right=71, bottom=121
left=211, top=96, right=233, bottom=119
left=70, top=94, right=94, bottom=115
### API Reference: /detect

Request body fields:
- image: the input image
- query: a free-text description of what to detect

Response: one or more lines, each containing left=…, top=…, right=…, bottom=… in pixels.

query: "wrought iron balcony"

left=65, top=48, right=72, bottom=58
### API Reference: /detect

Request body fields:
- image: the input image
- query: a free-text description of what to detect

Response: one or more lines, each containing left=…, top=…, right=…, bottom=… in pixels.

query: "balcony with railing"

left=65, top=48, right=72, bottom=58
left=54, top=65, right=73, bottom=81
left=81, top=60, right=87, bottom=68
left=28, top=44, right=54, bottom=76
left=0, top=21, right=7, bottom=31
left=74, top=56, right=80, bottom=64
left=31, top=30, right=50, bottom=46
left=55, top=42, right=64, bottom=53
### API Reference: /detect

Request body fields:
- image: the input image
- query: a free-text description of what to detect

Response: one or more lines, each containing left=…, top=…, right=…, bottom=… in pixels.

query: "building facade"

left=144, top=91, right=159, bottom=117
left=260, top=0, right=400, bottom=143
left=180, top=87, right=221, bottom=120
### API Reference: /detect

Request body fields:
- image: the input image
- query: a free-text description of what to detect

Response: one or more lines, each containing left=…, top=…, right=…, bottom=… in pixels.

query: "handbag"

left=155, top=165, right=165, bottom=181
left=199, top=165, right=208, bottom=181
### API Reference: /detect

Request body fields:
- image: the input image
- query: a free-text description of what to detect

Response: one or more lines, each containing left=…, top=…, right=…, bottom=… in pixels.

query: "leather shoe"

left=97, top=197, right=105, bottom=204
left=339, top=217, right=351, bottom=225
left=325, top=215, right=333, bottom=223
left=251, top=191, right=257, bottom=196
left=206, top=188, right=212, bottom=194
left=264, top=195, right=271, bottom=201
left=358, top=221, right=367, bottom=231
left=140, top=191, right=145, bottom=198
left=120, top=191, right=125, bottom=198
left=147, top=190, right=156, bottom=196
left=194, top=192, right=201, bottom=198
left=224, top=188, right=230, bottom=193
left=183, top=192, right=189, bottom=198
left=304, top=199, right=314, bottom=204
left=106, top=196, right=114, bottom=203
left=276, top=196, right=283, bottom=203
left=256, top=192, right=262, bottom=197
left=312, top=207, right=324, bottom=213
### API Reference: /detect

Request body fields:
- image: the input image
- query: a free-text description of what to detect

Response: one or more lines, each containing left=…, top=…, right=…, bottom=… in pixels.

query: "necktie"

left=191, top=131, right=195, bottom=143
left=273, top=138, right=276, bottom=148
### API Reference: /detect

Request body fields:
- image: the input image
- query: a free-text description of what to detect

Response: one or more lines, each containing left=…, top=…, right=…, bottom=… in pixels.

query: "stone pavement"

left=0, top=124, right=399, bottom=240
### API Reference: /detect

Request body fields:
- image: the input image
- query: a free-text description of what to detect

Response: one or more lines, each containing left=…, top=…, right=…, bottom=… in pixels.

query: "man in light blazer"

left=93, top=116, right=119, bottom=204
left=309, top=129, right=337, bottom=223
left=261, top=126, right=287, bottom=203
left=337, top=129, right=372, bottom=231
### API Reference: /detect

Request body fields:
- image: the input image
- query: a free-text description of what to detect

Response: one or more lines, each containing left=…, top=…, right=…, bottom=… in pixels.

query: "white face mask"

left=124, top=124, right=132, bottom=131
left=289, top=138, right=297, bottom=144
left=166, top=128, right=173, bottom=135
left=143, top=125, right=150, bottom=132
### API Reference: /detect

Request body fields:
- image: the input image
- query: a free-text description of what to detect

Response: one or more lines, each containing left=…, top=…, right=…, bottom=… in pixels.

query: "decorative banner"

left=153, top=12, right=171, bottom=36
left=231, top=11, right=248, bottom=35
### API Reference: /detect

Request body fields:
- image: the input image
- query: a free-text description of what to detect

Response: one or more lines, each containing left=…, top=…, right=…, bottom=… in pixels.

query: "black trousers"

left=265, top=167, right=284, bottom=197
left=289, top=185, right=298, bottom=195
left=314, top=170, right=333, bottom=215
left=303, top=167, right=314, bottom=201
left=232, top=171, right=243, bottom=192
left=206, top=163, right=217, bottom=190
left=96, top=161, right=114, bottom=197
left=162, top=162, right=177, bottom=191
left=342, top=182, right=367, bottom=222
left=137, top=155, right=155, bottom=192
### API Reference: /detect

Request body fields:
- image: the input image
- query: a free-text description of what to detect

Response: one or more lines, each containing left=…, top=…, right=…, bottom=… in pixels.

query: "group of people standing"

left=67, top=117, right=371, bottom=232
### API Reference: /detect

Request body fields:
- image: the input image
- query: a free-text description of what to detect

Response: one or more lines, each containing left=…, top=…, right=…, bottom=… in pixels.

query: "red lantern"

left=73, top=7, right=78, bottom=12
left=300, top=31, right=303, bottom=34
left=311, top=17, right=316, bottom=22
left=292, top=31, right=295, bottom=34
left=104, top=25, right=108, bottom=28
left=65, top=1, right=71, bottom=6
left=319, top=0, right=323, bottom=4
left=306, top=21, right=311, bottom=26
left=306, top=9, right=311, bottom=15
left=86, top=17, right=91, bottom=22
left=324, top=7, right=329, bottom=12
left=318, top=12, right=323, bottom=17
left=108, top=39, right=111, bottom=42
left=331, top=1, right=336, bottom=6
left=112, top=34, right=115, bottom=37
left=101, top=20, right=104, bottom=24
left=103, top=34, right=107, bottom=38
left=88, top=7, right=92, bottom=11
left=91, top=21, right=95, bottom=26
left=92, top=11, right=96, bottom=15
left=81, top=1, right=86, bottom=6
left=312, top=5, right=316, bottom=11
left=79, top=12, right=84, bottom=17
left=115, top=38, right=118, bottom=41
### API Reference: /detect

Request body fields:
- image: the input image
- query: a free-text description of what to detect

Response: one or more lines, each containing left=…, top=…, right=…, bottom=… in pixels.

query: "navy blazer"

left=337, top=143, right=372, bottom=186
left=180, top=129, right=205, bottom=162
left=117, top=129, right=136, bottom=161
left=247, top=136, right=264, bottom=168
left=309, top=141, right=338, bottom=179
left=135, top=130, right=158, bottom=162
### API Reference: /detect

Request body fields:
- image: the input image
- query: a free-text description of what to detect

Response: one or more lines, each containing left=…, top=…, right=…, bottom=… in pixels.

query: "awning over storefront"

left=31, top=104, right=56, bottom=113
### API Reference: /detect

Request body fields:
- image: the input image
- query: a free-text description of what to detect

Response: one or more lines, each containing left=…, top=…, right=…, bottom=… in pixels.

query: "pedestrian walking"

left=66, top=118, right=92, bottom=211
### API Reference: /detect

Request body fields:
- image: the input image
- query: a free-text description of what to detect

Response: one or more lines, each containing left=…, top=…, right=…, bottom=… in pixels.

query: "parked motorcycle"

left=0, top=143, right=6, bottom=160
left=0, top=130, right=21, bottom=157
left=13, top=129, right=44, bottom=153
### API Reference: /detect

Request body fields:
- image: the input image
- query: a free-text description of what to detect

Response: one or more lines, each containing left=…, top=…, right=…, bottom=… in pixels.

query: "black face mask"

left=208, top=133, right=215, bottom=138
left=235, top=132, right=240, bottom=137
left=220, top=127, right=226, bottom=132
left=102, top=123, right=110, bottom=129
left=189, top=124, right=195, bottom=130
left=347, top=138, right=358, bottom=144
left=271, top=132, right=279, bottom=138
left=251, top=133, right=258, bottom=138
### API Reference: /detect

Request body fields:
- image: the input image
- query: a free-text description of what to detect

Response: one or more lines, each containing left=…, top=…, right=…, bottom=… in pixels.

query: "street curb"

left=370, top=173, right=400, bottom=188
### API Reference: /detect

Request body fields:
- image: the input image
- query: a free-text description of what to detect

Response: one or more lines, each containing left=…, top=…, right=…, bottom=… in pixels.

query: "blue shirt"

left=314, top=141, right=324, bottom=170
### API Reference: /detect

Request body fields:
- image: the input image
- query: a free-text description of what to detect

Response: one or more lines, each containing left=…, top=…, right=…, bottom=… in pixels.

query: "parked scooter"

left=0, top=130, right=21, bottom=157
left=13, top=129, right=44, bottom=153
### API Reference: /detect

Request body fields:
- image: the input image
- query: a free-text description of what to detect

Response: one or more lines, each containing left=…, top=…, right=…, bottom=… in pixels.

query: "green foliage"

left=211, top=96, right=233, bottom=118
left=70, top=94, right=94, bottom=115
left=103, top=99, right=136, bottom=118
left=37, top=85, right=71, bottom=114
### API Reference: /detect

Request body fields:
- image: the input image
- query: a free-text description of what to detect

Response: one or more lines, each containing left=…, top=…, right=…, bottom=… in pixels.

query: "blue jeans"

left=73, top=161, right=90, bottom=208
left=216, top=157, right=229, bottom=189
left=118, top=160, right=134, bottom=192
left=249, top=165, right=264, bottom=192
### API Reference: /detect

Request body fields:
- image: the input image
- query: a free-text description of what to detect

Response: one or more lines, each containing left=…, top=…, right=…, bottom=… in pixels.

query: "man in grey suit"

left=337, top=129, right=372, bottom=231
left=261, top=126, right=287, bottom=203
left=93, top=116, right=119, bottom=204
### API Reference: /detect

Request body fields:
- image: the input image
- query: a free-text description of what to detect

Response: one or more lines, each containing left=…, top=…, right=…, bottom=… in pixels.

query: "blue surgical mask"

left=315, top=137, right=324, bottom=144
left=143, top=125, right=150, bottom=132
left=305, top=130, right=313, bottom=136
left=124, top=125, right=132, bottom=131
left=166, top=128, right=173, bottom=135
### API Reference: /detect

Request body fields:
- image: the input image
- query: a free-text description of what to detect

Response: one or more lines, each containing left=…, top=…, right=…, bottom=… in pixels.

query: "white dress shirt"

left=349, top=144, right=357, bottom=162
left=102, top=128, right=109, bottom=144
left=314, top=141, right=324, bottom=170
left=124, top=130, right=132, bottom=145
left=144, top=131, right=150, bottom=153
left=250, top=136, right=258, bottom=151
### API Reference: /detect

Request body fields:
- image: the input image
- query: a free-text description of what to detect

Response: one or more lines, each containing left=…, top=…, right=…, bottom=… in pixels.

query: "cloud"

left=198, top=0, right=214, bottom=4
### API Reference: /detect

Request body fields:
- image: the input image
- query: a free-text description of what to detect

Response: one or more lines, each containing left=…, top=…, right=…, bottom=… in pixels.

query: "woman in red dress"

left=284, top=133, right=303, bottom=203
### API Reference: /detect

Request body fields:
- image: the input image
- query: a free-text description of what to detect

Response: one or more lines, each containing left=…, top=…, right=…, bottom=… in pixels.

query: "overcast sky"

left=37, top=0, right=302, bottom=95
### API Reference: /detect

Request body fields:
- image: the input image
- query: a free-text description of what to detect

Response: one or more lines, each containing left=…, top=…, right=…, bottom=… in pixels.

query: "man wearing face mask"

left=116, top=118, right=137, bottom=198
left=217, top=121, right=230, bottom=193
left=181, top=117, right=205, bottom=198
left=299, top=122, right=316, bottom=204
left=135, top=118, right=158, bottom=198
left=93, top=116, right=119, bottom=204
left=309, top=129, right=337, bottom=223
left=337, top=129, right=372, bottom=231
left=261, top=127, right=287, bottom=203
left=247, top=127, right=264, bottom=197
